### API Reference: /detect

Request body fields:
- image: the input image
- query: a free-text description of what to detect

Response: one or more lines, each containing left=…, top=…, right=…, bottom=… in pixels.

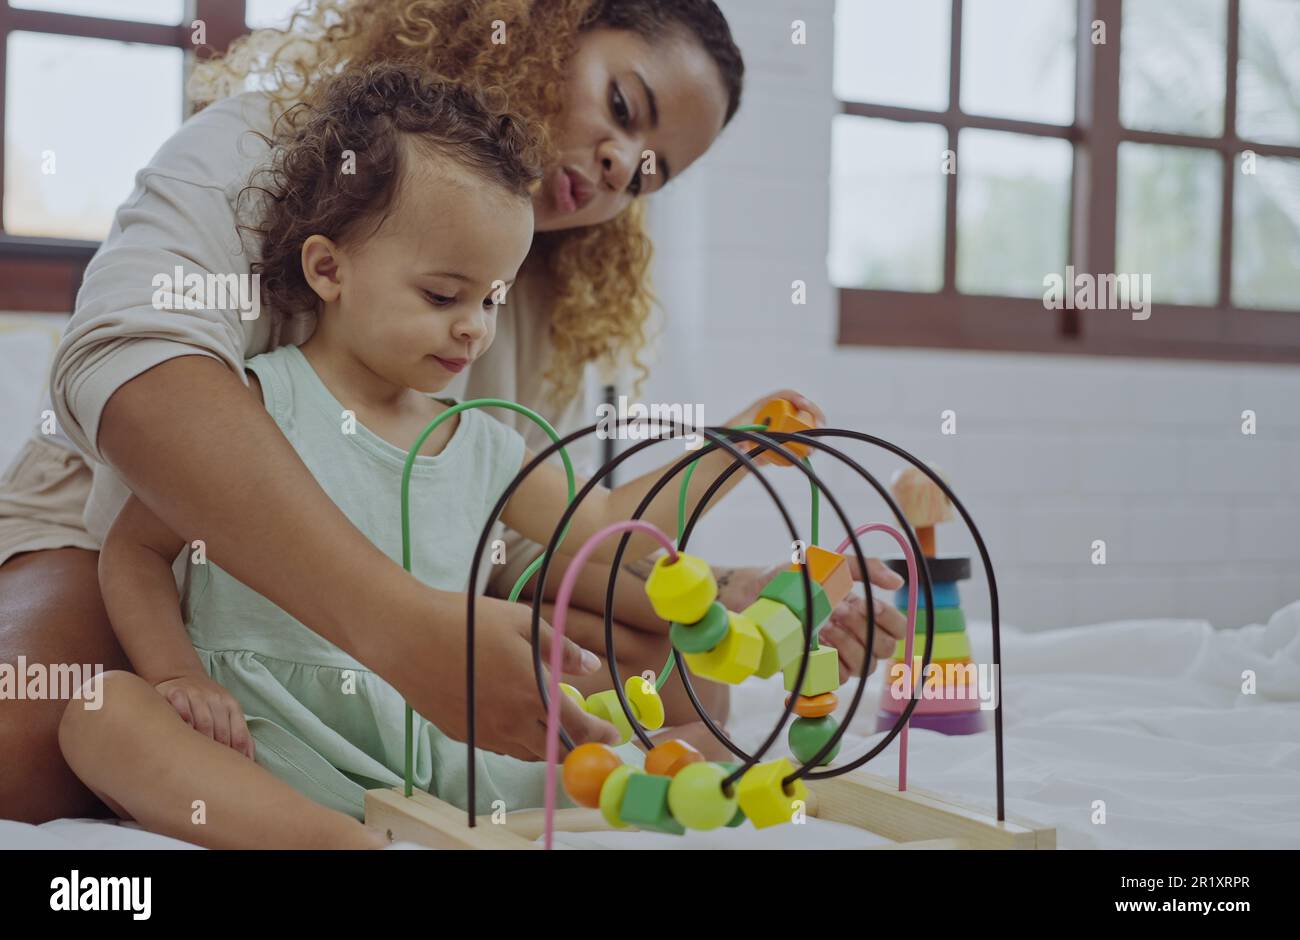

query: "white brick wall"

left=628, top=0, right=1300, bottom=630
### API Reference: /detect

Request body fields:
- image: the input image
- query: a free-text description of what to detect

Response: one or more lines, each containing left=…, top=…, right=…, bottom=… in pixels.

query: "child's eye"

left=482, top=297, right=497, bottom=310
left=424, top=290, right=455, bottom=307
left=610, top=82, right=631, bottom=128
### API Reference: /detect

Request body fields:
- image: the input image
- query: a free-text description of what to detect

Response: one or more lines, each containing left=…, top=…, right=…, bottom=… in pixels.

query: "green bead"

left=743, top=599, right=804, bottom=678
left=667, top=762, right=737, bottom=831
left=717, top=762, right=747, bottom=827
left=782, top=644, right=841, bottom=696
left=585, top=689, right=634, bottom=745
left=759, top=570, right=831, bottom=634
left=619, top=771, right=685, bottom=835
left=910, top=606, right=967, bottom=634
left=789, top=715, right=841, bottom=766
left=670, top=600, right=730, bottom=653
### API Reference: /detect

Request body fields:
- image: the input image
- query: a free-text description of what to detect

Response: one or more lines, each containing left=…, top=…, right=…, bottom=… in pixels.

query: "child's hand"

left=155, top=674, right=256, bottom=761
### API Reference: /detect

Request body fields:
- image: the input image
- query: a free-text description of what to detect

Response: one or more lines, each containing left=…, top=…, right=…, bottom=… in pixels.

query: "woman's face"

left=534, top=26, right=731, bottom=232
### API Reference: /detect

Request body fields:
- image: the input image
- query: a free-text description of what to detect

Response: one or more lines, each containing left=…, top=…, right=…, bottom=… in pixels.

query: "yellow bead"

left=667, top=762, right=737, bottom=831
left=683, top=611, right=763, bottom=685
left=736, top=758, right=809, bottom=829
left=558, top=683, right=586, bottom=710
left=743, top=598, right=804, bottom=678
left=645, top=553, right=717, bottom=624
left=625, top=675, right=665, bottom=731
left=599, top=764, right=635, bottom=829
left=585, top=689, right=634, bottom=745
left=782, top=644, right=841, bottom=696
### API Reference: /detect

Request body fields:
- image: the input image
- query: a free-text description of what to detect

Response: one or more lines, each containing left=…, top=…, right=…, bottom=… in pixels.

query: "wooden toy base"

left=365, top=771, right=1055, bottom=850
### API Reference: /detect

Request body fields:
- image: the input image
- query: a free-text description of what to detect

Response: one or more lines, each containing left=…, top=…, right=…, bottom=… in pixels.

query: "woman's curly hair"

left=192, top=0, right=744, bottom=406
left=242, top=64, right=542, bottom=325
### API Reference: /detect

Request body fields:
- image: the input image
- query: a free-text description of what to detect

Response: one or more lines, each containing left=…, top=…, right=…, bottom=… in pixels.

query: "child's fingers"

left=560, top=695, right=621, bottom=747
left=189, top=698, right=216, bottom=740
left=230, top=713, right=256, bottom=761
left=207, top=697, right=233, bottom=748
left=164, top=687, right=195, bottom=726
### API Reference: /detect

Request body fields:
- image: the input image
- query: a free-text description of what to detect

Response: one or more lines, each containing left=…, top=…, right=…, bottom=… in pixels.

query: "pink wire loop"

left=834, top=524, right=918, bottom=792
left=543, top=520, right=678, bottom=849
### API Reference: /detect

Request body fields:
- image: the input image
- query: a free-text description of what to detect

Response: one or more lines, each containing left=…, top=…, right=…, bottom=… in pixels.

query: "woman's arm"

left=97, top=356, right=617, bottom=759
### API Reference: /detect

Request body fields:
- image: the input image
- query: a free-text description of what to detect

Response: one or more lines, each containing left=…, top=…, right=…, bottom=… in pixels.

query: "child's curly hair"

left=241, top=64, right=543, bottom=324
left=192, top=0, right=745, bottom=406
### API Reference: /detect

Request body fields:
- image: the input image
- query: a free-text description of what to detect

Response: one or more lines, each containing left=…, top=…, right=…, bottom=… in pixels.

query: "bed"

left=4, top=605, right=1298, bottom=850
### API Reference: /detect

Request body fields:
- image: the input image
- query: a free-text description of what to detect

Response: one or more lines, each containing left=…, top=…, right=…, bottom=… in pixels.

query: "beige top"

left=43, top=91, right=593, bottom=578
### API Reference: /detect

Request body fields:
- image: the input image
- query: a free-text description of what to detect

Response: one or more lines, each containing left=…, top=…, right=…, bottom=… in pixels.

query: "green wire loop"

left=400, top=399, right=575, bottom=797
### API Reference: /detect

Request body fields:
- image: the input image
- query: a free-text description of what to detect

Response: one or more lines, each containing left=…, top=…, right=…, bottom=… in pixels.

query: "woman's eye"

left=424, top=290, right=455, bottom=307
left=610, top=83, right=631, bottom=127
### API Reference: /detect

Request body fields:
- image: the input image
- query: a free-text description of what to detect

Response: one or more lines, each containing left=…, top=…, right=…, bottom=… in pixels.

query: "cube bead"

left=598, top=763, right=635, bottom=829
left=644, top=738, right=704, bottom=777
left=759, top=570, right=831, bottom=636
left=789, top=546, right=853, bottom=610
left=670, top=600, right=730, bottom=653
left=625, top=675, right=664, bottom=731
left=584, top=689, right=635, bottom=745
left=735, top=758, right=809, bottom=829
left=789, top=715, right=841, bottom=766
left=562, top=742, right=624, bottom=809
left=666, top=762, right=737, bottom=831
left=619, top=772, right=685, bottom=835
left=783, top=644, right=841, bottom=696
left=645, top=553, right=717, bottom=624
left=684, top=611, right=764, bottom=685
left=743, top=598, right=804, bottom=679
left=754, top=399, right=814, bottom=466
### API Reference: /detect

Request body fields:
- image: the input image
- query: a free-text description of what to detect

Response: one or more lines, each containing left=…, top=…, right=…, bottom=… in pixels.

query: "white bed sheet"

left=3, top=602, right=1298, bottom=850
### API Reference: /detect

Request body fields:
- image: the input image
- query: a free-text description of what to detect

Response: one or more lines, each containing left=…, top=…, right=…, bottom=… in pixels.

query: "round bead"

left=562, top=742, right=623, bottom=808
left=788, top=691, right=838, bottom=718
left=645, top=553, right=717, bottom=624
left=788, top=715, right=841, bottom=766
left=598, top=764, right=635, bottom=829
left=644, top=738, right=704, bottom=777
left=625, top=676, right=665, bottom=731
left=667, top=762, right=737, bottom=831
left=558, top=683, right=586, bottom=710
left=669, top=600, right=729, bottom=653
left=584, top=689, right=634, bottom=745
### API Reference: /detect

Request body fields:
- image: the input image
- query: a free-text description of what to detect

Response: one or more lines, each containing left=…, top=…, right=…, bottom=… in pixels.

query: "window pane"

left=1121, top=0, right=1226, bottom=136
left=247, top=0, right=312, bottom=30
left=834, top=0, right=950, bottom=111
left=4, top=32, right=183, bottom=241
left=830, top=116, right=947, bottom=291
left=1117, top=143, right=1222, bottom=305
left=9, top=0, right=183, bottom=24
left=961, top=0, right=1076, bottom=125
left=1233, top=154, right=1300, bottom=310
left=1238, top=0, right=1300, bottom=145
left=956, top=130, right=1073, bottom=297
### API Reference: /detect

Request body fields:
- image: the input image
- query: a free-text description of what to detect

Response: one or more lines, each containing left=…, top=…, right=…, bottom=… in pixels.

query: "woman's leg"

left=0, top=548, right=129, bottom=822
left=58, top=670, right=387, bottom=849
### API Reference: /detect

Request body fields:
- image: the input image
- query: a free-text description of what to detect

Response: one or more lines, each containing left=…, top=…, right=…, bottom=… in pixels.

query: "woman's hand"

left=155, top=674, right=256, bottom=761
left=715, top=556, right=907, bottom=682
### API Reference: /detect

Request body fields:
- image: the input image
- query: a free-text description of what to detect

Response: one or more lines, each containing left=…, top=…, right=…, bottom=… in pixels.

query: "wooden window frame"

left=836, top=0, right=1300, bottom=365
left=0, top=0, right=247, bottom=311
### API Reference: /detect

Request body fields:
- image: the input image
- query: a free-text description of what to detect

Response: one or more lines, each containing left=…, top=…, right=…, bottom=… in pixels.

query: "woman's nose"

left=597, top=138, right=637, bottom=193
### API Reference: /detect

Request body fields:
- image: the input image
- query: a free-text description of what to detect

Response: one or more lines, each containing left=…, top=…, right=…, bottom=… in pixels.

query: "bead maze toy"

left=364, top=399, right=1054, bottom=850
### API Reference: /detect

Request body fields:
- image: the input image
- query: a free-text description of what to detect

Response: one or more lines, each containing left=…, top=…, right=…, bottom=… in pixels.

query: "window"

left=0, top=0, right=249, bottom=309
left=833, top=0, right=1300, bottom=364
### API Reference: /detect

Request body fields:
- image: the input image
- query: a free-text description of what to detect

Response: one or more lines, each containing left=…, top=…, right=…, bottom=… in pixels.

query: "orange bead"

left=788, top=692, right=838, bottom=718
left=753, top=399, right=815, bottom=466
left=644, top=738, right=705, bottom=778
left=562, top=743, right=624, bottom=808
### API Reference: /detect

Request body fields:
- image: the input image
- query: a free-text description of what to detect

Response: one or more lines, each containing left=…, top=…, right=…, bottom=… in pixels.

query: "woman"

left=0, top=0, right=905, bottom=823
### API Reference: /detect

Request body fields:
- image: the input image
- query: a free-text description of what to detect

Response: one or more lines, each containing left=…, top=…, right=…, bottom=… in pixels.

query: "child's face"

left=318, top=155, right=535, bottom=394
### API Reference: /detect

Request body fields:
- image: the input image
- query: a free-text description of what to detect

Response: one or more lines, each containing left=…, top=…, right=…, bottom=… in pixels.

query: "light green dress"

left=181, top=344, right=632, bottom=821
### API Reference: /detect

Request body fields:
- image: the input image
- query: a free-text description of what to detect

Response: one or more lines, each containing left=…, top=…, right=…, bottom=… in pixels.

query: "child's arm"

left=501, top=390, right=823, bottom=565
left=99, top=492, right=257, bottom=760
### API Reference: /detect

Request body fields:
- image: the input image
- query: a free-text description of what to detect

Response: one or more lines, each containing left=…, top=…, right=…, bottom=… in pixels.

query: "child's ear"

left=301, top=234, right=343, bottom=303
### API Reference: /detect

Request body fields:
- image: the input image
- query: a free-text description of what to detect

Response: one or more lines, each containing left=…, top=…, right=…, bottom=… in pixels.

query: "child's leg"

left=59, top=670, right=387, bottom=849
